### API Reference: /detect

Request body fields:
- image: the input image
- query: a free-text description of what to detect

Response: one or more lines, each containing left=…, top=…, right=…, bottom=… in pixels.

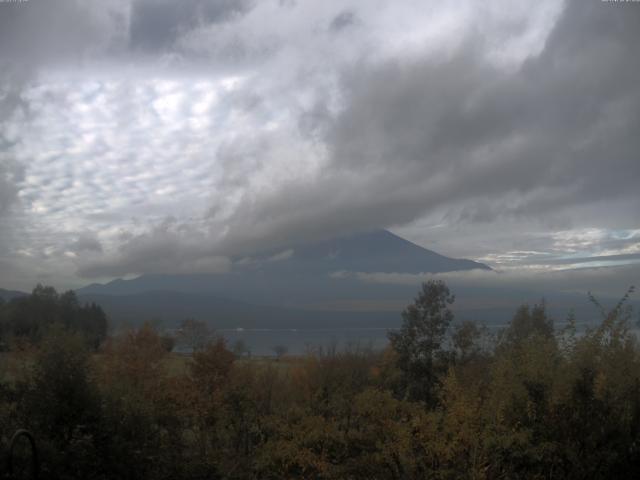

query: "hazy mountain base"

left=5, top=282, right=637, bottom=356
left=80, top=288, right=631, bottom=325
left=70, top=230, right=635, bottom=342
left=74, top=230, right=492, bottom=328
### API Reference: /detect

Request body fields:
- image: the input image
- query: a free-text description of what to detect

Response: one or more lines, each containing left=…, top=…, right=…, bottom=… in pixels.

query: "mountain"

left=2, top=230, right=634, bottom=351
left=241, top=229, right=488, bottom=275
left=74, top=229, right=491, bottom=329
left=0, top=288, right=28, bottom=302
left=77, top=229, right=489, bottom=301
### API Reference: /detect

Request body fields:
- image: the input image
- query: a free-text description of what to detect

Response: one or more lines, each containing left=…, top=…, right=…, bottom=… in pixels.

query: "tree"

left=501, top=301, right=553, bottom=349
left=190, top=338, right=236, bottom=395
left=160, top=333, right=176, bottom=352
left=0, top=286, right=108, bottom=348
left=177, top=318, right=212, bottom=353
left=452, top=320, right=487, bottom=364
left=0, top=297, right=6, bottom=344
left=23, top=326, right=102, bottom=478
left=272, top=345, right=288, bottom=360
left=26, top=327, right=100, bottom=440
left=233, top=339, right=249, bottom=358
left=388, top=280, right=455, bottom=404
left=80, top=302, right=108, bottom=349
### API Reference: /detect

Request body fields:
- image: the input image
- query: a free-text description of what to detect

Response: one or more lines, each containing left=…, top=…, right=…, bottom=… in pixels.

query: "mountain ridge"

left=0, top=288, right=28, bottom=301
left=77, top=229, right=489, bottom=298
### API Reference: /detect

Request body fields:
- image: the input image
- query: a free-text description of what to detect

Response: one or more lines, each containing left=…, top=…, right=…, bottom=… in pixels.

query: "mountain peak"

left=270, top=228, right=489, bottom=274
left=77, top=230, right=489, bottom=298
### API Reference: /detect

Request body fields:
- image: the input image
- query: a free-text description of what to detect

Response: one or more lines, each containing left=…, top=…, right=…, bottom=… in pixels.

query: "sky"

left=0, top=0, right=639, bottom=294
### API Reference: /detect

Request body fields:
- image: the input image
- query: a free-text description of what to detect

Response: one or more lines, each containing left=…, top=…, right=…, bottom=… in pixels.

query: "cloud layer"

left=0, top=0, right=638, bottom=293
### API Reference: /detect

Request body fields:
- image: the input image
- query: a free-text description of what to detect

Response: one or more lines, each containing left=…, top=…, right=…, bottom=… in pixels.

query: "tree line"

left=0, top=281, right=639, bottom=479
left=0, top=285, right=108, bottom=350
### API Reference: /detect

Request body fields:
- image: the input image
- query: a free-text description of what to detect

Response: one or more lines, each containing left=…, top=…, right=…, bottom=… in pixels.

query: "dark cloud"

left=129, top=0, right=254, bottom=51
left=71, top=234, right=103, bottom=254
left=329, top=10, right=357, bottom=32
left=0, top=159, right=22, bottom=216
left=0, top=0, right=125, bottom=71
left=1, top=0, right=639, bottom=291
left=77, top=219, right=230, bottom=278
left=156, top=0, right=639, bottom=273
left=325, top=0, right=640, bottom=226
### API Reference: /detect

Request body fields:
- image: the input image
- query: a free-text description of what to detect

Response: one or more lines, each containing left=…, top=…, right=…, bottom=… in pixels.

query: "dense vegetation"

left=0, top=285, right=108, bottom=350
left=1, top=281, right=639, bottom=479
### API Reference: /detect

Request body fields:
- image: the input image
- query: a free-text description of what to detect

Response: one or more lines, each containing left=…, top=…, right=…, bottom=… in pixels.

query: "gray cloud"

left=77, top=218, right=230, bottom=278
left=0, top=157, right=22, bottom=216
left=0, top=0, right=131, bottom=274
left=185, top=0, right=637, bottom=263
left=1, top=0, right=639, bottom=292
left=129, top=0, right=253, bottom=52
left=0, top=0, right=127, bottom=71
left=77, top=0, right=639, bottom=279
left=535, top=253, right=640, bottom=266
left=340, top=262, right=640, bottom=299
left=71, top=234, right=103, bottom=254
left=329, top=10, right=357, bottom=32
left=328, top=0, right=640, bottom=224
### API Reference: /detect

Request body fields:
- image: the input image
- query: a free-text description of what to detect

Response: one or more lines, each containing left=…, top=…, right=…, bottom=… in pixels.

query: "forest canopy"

left=0, top=285, right=108, bottom=349
left=0, top=282, right=639, bottom=479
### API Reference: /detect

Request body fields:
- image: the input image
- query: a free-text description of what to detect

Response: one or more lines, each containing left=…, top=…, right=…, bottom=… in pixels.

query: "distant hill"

left=0, top=288, right=27, bottom=302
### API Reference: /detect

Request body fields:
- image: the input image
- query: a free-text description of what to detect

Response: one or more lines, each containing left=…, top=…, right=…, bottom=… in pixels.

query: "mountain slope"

left=0, top=288, right=28, bottom=301
left=77, top=229, right=489, bottom=301
left=73, top=230, right=491, bottom=328
left=242, top=229, right=489, bottom=275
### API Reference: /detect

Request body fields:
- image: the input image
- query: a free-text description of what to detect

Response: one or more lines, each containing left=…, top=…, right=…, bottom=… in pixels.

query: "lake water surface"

left=213, top=320, right=617, bottom=356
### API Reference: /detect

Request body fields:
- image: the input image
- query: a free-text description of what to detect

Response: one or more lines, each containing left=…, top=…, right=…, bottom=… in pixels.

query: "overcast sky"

left=0, top=0, right=639, bottom=294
